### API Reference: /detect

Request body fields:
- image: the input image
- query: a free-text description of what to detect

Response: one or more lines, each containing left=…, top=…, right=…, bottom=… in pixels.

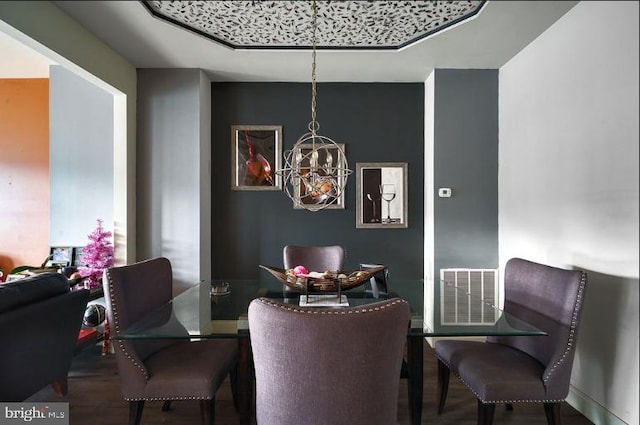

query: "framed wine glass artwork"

left=356, top=162, right=408, bottom=229
left=231, top=125, right=282, bottom=190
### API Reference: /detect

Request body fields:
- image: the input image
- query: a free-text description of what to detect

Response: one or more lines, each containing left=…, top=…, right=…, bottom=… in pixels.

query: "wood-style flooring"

left=27, top=343, right=593, bottom=425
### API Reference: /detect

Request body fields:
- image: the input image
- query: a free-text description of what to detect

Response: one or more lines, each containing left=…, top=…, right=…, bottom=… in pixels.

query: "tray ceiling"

left=141, top=0, right=487, bottom=50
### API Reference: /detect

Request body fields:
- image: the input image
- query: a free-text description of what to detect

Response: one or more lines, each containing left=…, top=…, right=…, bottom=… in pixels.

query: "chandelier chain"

left=310, top=0, right=318, bottom=136
left=275, top=0, right=352, bottom=212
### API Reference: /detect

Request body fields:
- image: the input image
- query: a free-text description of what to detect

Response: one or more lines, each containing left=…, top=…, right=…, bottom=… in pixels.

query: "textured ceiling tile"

left=141, top=0, right=486, bottom=50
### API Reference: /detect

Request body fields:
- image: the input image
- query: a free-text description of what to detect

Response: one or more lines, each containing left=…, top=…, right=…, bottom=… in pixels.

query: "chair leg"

left=400, top=358, right=409, bottom=379
left=230, top=365, right=239, bottom=412
left=51, top=378, right=68, bottom=397
left=477, top=400, right=496, bottom=425
left=437, top=358, right=450, bottom=414
left=128, top=400, right=144, bottom=425
left=544, top=402, right=562, bottom=425
left=162, top=400, right=172, bottom=411
left=200, top=398, right=215, bottom=425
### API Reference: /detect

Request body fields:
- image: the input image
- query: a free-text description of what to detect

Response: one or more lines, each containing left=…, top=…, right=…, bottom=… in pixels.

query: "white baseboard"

left=567, top=385, right=627, bottom=425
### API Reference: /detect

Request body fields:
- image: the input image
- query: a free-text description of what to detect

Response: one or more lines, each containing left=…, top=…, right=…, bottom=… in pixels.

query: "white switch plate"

left=438, top=188, right=452, bottom=198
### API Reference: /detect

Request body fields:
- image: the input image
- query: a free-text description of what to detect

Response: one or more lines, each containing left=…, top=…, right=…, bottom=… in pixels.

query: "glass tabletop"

left=113, top=279, right=546, bottom=340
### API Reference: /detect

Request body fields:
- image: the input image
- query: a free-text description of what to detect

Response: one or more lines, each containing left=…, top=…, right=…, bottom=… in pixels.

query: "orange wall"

left=0, top=79, right=50, bottom=278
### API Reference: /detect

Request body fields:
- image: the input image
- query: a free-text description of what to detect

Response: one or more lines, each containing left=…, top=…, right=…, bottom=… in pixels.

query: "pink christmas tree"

left=79, top=219, right=114, bottom=289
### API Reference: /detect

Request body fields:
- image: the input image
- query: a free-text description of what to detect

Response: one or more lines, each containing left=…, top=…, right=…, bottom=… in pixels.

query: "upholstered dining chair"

left=283, top=244, right=345, bottom=272
left=248, top=297, right=410, bottom=425
left=434, top=257, right=587, bottom=425
left=102, top=257, right=238, bottom=425
left=282, top=244, right=345, bottom=292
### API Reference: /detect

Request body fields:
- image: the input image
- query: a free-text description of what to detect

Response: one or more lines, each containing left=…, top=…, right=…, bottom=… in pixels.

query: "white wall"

left=499, top=2, right=639, bottom=424
left=50, top=65, right=114, bottom=246
left=199, top=70, right=212, bottom=284
left=0, top=1, right=137, bottom=265
left=137, top=69, right=211, bottom=294
left=423, top=72, right=435, bottom=341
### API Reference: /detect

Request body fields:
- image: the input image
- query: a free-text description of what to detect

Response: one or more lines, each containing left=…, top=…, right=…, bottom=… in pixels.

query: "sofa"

left=0, top=272, right=90, bottom=401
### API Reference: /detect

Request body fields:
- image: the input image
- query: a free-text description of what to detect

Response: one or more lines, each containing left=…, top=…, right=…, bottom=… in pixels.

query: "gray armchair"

left=102, top=257, right=238, bottom=425
left=248, top=297, right=409, bottom=425
left=434, top=257, right=588, bottom=425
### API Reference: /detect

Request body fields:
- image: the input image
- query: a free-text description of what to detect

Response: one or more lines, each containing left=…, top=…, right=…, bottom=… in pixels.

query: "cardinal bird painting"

left=232, top=125, right=282, bottom=191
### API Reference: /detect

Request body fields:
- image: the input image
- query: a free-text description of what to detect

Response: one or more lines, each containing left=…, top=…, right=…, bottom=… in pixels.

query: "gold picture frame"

left=356, top=162, right=408, bottom=229
left=231, top=125, right=282, bottom=190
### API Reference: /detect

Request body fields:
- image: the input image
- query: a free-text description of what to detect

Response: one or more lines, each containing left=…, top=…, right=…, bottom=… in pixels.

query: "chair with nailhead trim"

left=434, top=258, right=588, bottom=425
left=102, top=257, right=238, bottom=425
left=248, top=297, right=409, bottom=425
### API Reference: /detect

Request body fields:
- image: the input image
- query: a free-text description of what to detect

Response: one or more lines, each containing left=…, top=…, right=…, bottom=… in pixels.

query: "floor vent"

left=440, top=268, right=499, bottom=325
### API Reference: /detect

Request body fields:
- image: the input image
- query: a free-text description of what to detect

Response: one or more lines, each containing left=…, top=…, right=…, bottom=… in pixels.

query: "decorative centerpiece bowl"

left=259, top=265, right=385, bottom=292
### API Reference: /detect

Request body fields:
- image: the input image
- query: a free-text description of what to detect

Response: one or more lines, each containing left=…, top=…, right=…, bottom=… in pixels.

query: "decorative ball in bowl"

left=259, top=265, right=385, bottom=292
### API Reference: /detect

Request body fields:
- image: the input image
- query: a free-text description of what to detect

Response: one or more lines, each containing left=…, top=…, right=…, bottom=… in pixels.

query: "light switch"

left=438, top=188, right=452, bottom=198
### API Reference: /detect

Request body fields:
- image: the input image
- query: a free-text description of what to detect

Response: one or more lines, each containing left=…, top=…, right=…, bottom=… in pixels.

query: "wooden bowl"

left=259, top=265, right=386, bottom=292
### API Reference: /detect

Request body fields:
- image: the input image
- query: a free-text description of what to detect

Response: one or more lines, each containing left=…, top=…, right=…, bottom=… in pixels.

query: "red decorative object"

left=78, top=219, right=114, bottom=290
left=76, top=328, right=99, bottom=346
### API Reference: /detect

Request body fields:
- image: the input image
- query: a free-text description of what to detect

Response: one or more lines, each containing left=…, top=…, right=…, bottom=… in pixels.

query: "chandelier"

left=277, top=0, right=352, bottom=211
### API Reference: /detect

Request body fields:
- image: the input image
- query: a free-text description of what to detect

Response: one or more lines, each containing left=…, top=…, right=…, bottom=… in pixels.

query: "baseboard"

left=567, top=385, right=627, bottom=425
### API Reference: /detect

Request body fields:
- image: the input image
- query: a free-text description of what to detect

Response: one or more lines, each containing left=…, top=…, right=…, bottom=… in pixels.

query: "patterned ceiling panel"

left=141, top=1, right=486, bottom=50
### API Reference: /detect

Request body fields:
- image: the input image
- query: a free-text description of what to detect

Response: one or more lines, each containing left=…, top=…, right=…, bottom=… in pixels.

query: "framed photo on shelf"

left=292, top=143, right=346, bottom=210
left=49, top=246, right=73, bottom=266
left=73, top=247, right=86, bottom=267
left=231, top=125, right=282, bottom=191
left=356, top=162, right=408, bottom=229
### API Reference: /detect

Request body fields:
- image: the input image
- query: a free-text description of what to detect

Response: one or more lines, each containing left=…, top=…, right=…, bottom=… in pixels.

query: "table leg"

left=237, top=336, right=253, bottom=425
left=407, top=335, right=424, bottom=425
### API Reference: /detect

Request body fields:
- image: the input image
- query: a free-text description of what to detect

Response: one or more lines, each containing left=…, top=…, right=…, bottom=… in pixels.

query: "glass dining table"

left=112, top=278, right=546, bottom=425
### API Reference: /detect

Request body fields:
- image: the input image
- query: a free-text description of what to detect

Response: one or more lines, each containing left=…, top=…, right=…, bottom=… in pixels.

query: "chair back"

left=102, top=257, right=178, bottom=397
left=283, top=245, right=345, bottom=272
left=249, top=297, right=409, bottom=425
left=488, top=258, right=587, bottom=398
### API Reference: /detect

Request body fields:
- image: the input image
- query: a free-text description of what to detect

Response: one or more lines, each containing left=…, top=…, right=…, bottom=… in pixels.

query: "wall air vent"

left=440, top=268, right=499, bottom=325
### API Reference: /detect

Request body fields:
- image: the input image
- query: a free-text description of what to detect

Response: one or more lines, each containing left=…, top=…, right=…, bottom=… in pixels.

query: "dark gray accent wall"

left=433, top=69, right=499, bottom=274
left=211, top=82, right=424, bottom=279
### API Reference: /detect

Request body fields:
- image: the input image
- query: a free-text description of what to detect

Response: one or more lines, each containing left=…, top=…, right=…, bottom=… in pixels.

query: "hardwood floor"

left=27, top=343, right=593, bottom=425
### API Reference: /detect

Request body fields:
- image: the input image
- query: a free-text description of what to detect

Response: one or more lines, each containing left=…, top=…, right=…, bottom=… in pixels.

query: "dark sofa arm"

left=0, top=287, right=90, bottom=401
left=0, top=272, right=70, bottom=313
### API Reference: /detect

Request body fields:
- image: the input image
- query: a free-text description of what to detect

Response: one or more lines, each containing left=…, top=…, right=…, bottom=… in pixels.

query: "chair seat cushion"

left=142, top=338, right=237, bottom=400
left=435, top=340, right=549, bottom=403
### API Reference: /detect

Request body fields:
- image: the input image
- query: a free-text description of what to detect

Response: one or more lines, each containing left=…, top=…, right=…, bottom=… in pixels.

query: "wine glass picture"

left=366, top=191, right=381, bottom=223
left=380, top=184, right=396, bottom=223
left=356, top=162, right=407, bottom=229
